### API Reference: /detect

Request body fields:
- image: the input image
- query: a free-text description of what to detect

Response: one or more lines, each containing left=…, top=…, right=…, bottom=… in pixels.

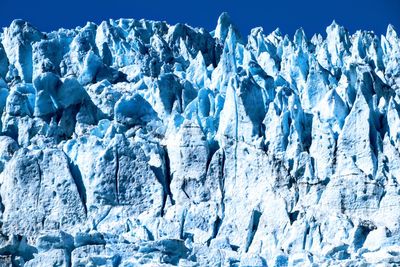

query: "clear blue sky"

left=1, top=0, right=399, bottom=37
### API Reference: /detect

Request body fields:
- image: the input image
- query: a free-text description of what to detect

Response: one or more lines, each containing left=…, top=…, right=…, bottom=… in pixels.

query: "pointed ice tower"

left=214, top=12, right=242, bottom=44
left=325, top=20, right=351, bottom=70
left=2, top=20, right=44, bottom=83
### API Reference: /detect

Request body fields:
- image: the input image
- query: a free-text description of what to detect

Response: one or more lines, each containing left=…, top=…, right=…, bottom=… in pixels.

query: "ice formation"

left=0, top=13, right=399, bottom=266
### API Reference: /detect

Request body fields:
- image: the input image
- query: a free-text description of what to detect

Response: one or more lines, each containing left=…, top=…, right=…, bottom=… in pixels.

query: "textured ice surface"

left=0, top=13, right=399, bottom=266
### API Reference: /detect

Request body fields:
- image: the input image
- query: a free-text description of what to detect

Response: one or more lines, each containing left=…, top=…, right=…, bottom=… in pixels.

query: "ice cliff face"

left=0, top=13, right=399, bottom=266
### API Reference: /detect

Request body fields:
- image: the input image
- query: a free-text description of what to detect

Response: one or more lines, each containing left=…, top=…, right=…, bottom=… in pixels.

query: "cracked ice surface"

left=0, top=13, right=399, bottom=266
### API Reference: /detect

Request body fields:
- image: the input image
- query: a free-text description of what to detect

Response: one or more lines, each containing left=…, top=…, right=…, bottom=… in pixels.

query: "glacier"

left=0, top=12, right=399, bottom=266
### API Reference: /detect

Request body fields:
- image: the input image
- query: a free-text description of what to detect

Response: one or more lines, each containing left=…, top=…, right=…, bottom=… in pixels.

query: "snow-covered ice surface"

left=0, top=13, right=399, bottom=266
